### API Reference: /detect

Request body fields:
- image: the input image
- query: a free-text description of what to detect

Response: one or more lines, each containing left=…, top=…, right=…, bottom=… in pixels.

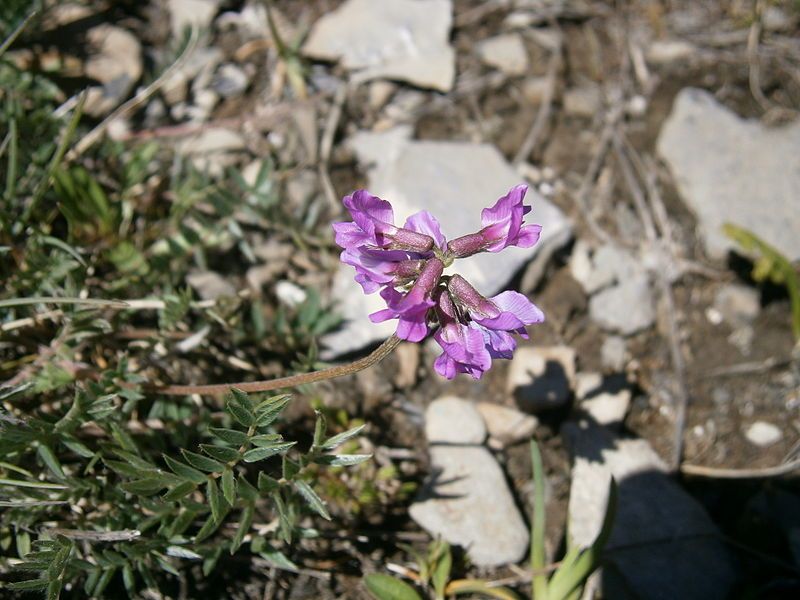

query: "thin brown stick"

left=680, top=458, right=800, bottom=479
left=148, top=334, right=401, bottom=396
left=513, top=42, right=560, bottom=166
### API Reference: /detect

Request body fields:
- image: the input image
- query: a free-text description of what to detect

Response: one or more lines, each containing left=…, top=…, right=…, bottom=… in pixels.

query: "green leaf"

left=363, top=573, right=423, bottom=600
left=257, top=472, right=280, bottom=493
left=432, top=542, right=452, bottom=599
left=312, top=410, right=327, bottom=448
left=313, top=454, right=372, bottom=467
left=221, top=468, right=236, bottom=506
left=6, top=579, right=50, bottom=591
left=294, top=480, right=330, bottom=520
left=162, top=481, right=197, bottom=502
left=258, top=546, right=299, bottom=573
left=201, top=444, right=241, bottom=462
left=181, top=449, right=225, bottom=473
left=237, top=474, right=258, bottom=502
left=195, top=513, right=221, bottom=543
left=37, top=444, right=65, bottom=479
left=242, top=442, right=296, bottom=463
left=254, top=394, right=291, bottom=426
left=207, top=478, right=223, bottom=522
left=320, top=423, right=366, bottom=450
left=231, top=503, right=254, bottom=554
left=164, top=455, right=208, bottom=484
left=282, top=455, right=300, bottom=480
left=120, top=478, right=169, bottom=495
left=226, top=393, right=256, bottom=427
left=530, top=439, right=547, bottom=600
left=208, top=428, right=248, bottom=446
left=250, top=433, right=284, bottom=447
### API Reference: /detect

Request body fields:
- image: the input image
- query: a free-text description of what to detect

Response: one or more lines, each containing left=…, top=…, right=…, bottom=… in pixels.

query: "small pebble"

left=745, top=421, right=782, bottom=447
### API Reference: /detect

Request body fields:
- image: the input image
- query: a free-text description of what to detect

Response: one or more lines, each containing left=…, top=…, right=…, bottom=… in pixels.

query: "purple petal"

left=344, top=190, right=394, bottom=228
left=515, top=223, right=542, bottom=248
left=404, top=211, right=447, bottom=250
left=480, top=184, right=527, bottom=229
left=482, top=328, right=517, bottom=359
left=474, top=291, right=544, bottom=331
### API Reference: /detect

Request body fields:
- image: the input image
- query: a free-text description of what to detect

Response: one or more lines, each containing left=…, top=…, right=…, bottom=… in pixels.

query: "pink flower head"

left=333, top=185, right=545, bottom=379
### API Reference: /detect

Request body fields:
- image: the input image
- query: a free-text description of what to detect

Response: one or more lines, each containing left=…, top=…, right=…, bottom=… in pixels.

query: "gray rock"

left=564, top=421, right=736, bottom=599
left=476, top=402, right=538, bottom=448
left=506, top=346, right=576, bottom=411
left=411, top=398, right=528, bottom=566
left=83, top=25, right=142, bottom=117
left=176, top=127, right=246, bottom=175
left=320, top=127, right=571, bottom=358
left=589, top=275, right=655, bottom=335
left=425, top=397, right=486, bottom=445
left=713, top=284, right=760, bottom=327
left=302, top=0, right=455, bottom=92
left=563, top=84, right=602, bottom=117
left=212, top=63, right=250, bottom=97
left=569, top=242, right=640, bottom=295
left=186, top=270, right=236, bottom=300
left=478, top=33, right=529, bottom=76
left=657, top=88, right=800, bottom=260
left=745, top=421, right=782, bottom=447
left=163, top=47, right=223, bottom=105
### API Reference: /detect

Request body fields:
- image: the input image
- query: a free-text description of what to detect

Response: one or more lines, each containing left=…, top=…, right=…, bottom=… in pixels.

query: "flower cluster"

left=333, top=185, right=544, bottom=379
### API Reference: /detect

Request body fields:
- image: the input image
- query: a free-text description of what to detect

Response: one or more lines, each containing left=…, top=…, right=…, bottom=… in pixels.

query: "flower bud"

left=447, top=232, right=488, bottom=258
left=447, top=274, right=500, bottom=319
left=389, top=227, right=435, bottom=253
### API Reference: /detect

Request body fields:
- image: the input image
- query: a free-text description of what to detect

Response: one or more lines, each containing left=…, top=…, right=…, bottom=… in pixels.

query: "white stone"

left=320, top=127, right=571, bottom=358
left=478, top=33, right=529, bottom=76
left=186, top=271, right=236, bottom=300
left=657, top=88, right=800, bottom=260
left=575, top=372, right=630, bottom=427
left=564, top=422, right=736, bottom=598
left=414, top=396, right=529, bottom=566
left=425, top=397, right=486, bottom=445
left=167, top=0, right=220, bottom=37
left=570, top=242, right=640, bottom=295
left=302, top=0, right=456, bottom=92
left=83, top=25, right=142, bottom=117
left=601, top=335, right=627, bottom=372
left=745, top=421, right=782, bottom=447
left=274, top=281, right=307, bottom=308
left=506, top=346, right=576, bottom=411
left=589, top=274, right=655, bottom=335
left=476, top=402, right=538, bottom=447
left=713, top=284, right=760, bottom=327
left=646, top=39, right=696, bottom=65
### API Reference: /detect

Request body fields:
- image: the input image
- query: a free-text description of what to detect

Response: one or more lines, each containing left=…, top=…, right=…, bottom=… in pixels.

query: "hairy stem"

left=148, top=335, right=401, bottom=396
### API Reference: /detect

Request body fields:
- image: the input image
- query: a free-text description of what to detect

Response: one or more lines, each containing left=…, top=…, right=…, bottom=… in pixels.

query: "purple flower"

left=448, top=184, right=542, bottom=257
left=368, top=258, right=444, bottom=342
left=429, top=275, right=544, bottom=380
left=333, top=190, right=436, bottom=254
left=333, top=185, right=545, bottom=379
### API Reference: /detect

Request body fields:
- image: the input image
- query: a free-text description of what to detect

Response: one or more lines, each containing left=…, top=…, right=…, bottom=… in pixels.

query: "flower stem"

left=148, top=335, right=402, bottom=396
